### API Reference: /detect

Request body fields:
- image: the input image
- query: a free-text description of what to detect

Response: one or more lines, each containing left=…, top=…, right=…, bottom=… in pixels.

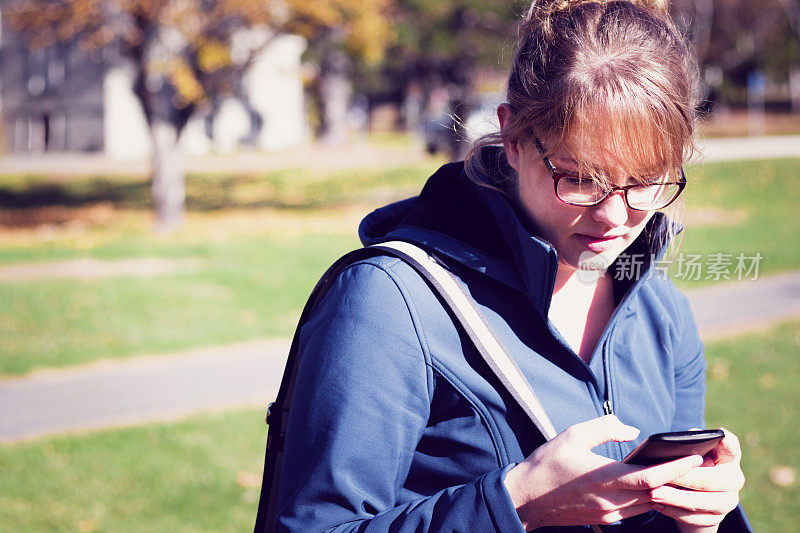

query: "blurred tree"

left=672, top=0, right=800, bottom=108
left=778, top=0, right=800, bottom=43
left=5, top=0, right=393, bottom=231
left=672, top=0, right=715, bottom=64
left=357, top=0, right=526, bottom=159
left=285, top=0, right=394, bottom=145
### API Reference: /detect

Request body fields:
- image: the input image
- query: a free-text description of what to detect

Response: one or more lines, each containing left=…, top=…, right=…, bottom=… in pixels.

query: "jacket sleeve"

left=669, top=291, right=707, bottom=432
left=274, top=260, right=525, bottom=532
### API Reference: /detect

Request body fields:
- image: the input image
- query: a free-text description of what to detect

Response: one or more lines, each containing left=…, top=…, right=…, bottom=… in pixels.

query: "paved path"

left=0, top=339, right=291, bottom=443
left=2, top=271, right=799, bottom=444
left=0, top=142, right=433, bottom=178
left=686, top=271, right=800, bottom=340
left=0, top=135, right=797, bottom=179
left=694, top=135, right=799, bottom=163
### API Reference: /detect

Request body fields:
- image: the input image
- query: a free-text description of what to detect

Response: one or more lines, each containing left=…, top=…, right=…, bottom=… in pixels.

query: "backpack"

left=252, top=240, right=556, bottom=532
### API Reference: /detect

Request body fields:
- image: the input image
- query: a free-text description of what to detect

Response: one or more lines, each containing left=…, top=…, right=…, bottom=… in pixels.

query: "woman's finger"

left=615, top=454, right=703, bottom=490
left=651, top=484, right=739, bottom=515
left=595, top=488, right=653, bottom=510
left=708, top=428, right=742, bottom=465
left=560, top=415, right=640, bottom=450
left=597, top=502, right=658, bottom=524
left=670, top=462, right=745, bottom=492
left=653, top=503, right=733, bottom=529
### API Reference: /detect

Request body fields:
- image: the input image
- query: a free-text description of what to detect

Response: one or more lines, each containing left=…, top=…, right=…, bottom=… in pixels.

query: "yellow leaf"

left=198, top=40, right=232, bottom=72
left=168, top=62, right=205, bottom=106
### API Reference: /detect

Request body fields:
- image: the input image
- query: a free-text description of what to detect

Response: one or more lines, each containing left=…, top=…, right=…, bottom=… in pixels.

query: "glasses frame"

left=533, top=138, right=686, bottom=212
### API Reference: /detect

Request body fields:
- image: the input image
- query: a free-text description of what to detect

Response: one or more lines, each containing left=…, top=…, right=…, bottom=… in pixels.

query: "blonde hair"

left=466, top=0, right=698, bottom=251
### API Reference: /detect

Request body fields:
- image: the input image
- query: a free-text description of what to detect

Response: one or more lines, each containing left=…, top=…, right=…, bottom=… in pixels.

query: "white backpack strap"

left=374, top=240, right=558, bottom=441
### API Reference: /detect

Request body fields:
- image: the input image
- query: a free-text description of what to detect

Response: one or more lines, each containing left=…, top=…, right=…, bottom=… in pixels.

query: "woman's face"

left=499, top=108, right=655, bottom=275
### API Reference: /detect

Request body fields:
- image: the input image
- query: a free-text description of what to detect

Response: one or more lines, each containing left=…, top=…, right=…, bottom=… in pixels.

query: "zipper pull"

left=603, top=400, right=613, bottom=415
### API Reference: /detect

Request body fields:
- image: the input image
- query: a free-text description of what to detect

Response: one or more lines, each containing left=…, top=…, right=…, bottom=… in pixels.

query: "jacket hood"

left=359, top=146, right=674, bottom=314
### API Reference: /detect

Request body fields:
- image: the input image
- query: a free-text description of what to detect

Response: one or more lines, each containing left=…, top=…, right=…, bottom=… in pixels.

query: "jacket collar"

left=359, top=146, right=674, bottom=315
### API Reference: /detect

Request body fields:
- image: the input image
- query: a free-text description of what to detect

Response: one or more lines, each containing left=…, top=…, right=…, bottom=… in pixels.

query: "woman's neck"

left=553, top=260, right=606, bottom=291
left=549, top=263, right=615, bottom=363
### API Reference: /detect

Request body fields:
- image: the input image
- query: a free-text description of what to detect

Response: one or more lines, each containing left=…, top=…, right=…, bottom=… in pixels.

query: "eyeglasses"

left=534, top=138, right=686, bottom=211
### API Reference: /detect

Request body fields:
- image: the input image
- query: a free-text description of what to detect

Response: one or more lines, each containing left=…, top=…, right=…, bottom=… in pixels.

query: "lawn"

left=704, top=320, right=800, bottom=532
left=1, top=319, right=797, bottom=532
left=0, top=230, right=360, bottom=375
left=674, top=157, right=800, bottom=285
left=0, top=408, right=266, bottom=532
left=0, top=156, right=798, bottom=376
left=0, top=164, right=432, bottom=376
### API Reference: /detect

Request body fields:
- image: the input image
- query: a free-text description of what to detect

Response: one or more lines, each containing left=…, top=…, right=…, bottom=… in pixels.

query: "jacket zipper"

left=595, top=222, right=676, bottom=421
left=548, top=282, right=644, bottom=422
left=541, top=235, right=666, bottom=428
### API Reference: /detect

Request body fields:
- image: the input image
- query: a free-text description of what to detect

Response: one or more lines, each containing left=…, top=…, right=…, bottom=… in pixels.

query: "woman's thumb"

left=563, top=415, right=640, bottom=449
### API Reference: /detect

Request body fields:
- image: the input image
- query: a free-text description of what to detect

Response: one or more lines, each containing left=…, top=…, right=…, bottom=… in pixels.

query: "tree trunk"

left=151, top=120, right=185, bottom=233
left=686, top=0, right=714, bottom=61
left=318, top=47, right=352, bottom=146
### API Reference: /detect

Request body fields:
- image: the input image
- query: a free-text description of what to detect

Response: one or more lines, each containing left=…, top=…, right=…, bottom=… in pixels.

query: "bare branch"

left=777, top=0, right=800, bottom=43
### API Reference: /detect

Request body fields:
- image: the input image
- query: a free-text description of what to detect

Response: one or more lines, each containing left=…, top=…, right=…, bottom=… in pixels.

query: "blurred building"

left=0, top=13, right=308, bottom=157
left=0, top=15, right=105, bottom=153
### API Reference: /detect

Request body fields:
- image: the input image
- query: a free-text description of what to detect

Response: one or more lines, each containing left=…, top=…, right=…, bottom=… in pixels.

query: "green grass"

left=0, top=233, right=359, bottom=375
left=0, top=320, right=797, bottom=531
left=0, top=157, right=798, bottom=376
left=674, top=157, right=800, bottom=286
left=0, top=163, right=436, bottom=376
left=704, top=320, right=800, bottom=532
left=0, top=408, right=266, bottom=532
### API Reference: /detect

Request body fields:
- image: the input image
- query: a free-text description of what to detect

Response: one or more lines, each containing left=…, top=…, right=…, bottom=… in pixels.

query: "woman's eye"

left=562, top=175, right=588, bottom=186
left=641, top=172, right=671, bottom=186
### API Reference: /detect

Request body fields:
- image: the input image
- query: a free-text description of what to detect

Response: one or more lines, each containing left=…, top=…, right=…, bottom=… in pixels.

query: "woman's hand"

left=504, top=415, right=703, bottom=530
left=650, top=428, right=745, bottom=533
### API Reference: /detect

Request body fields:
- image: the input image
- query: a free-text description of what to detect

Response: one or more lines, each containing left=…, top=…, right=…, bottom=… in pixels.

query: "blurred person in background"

left=265, top=0, right=751, bottom=531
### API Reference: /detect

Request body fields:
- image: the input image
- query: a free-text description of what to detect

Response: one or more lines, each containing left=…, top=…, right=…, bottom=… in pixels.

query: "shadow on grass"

left=0, top=167, right=429, bottom=227
left=0, top=179, right=150, bottom=209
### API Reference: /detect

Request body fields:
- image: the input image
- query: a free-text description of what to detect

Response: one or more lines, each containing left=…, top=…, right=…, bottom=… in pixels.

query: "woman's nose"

left=590, top=190, right=629, bottom=227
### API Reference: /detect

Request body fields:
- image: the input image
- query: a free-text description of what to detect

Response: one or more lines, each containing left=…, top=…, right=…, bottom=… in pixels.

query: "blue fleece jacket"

left=273, top=153, right=748, bottom=532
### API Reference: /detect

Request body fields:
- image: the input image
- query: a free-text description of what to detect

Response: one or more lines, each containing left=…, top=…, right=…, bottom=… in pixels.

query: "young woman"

left=272, top=0, right=748, bottom=530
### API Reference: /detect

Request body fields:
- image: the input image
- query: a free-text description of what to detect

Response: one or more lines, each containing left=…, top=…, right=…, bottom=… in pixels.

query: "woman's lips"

left=576, top=233, right=624, bottom=253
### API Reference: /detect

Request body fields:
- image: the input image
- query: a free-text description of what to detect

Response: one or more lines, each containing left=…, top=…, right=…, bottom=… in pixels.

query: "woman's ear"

left=497, top=103, right=521, bottom=171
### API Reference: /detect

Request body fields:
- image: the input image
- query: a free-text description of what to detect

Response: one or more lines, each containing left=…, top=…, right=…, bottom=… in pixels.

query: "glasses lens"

left=556, top=174, right=605, bottom=205
left=627, top=182, right=681, bottom=210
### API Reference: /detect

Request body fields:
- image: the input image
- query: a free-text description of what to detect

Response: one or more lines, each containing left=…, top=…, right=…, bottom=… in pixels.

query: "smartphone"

left=622, top=429, right=725, bottom=466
